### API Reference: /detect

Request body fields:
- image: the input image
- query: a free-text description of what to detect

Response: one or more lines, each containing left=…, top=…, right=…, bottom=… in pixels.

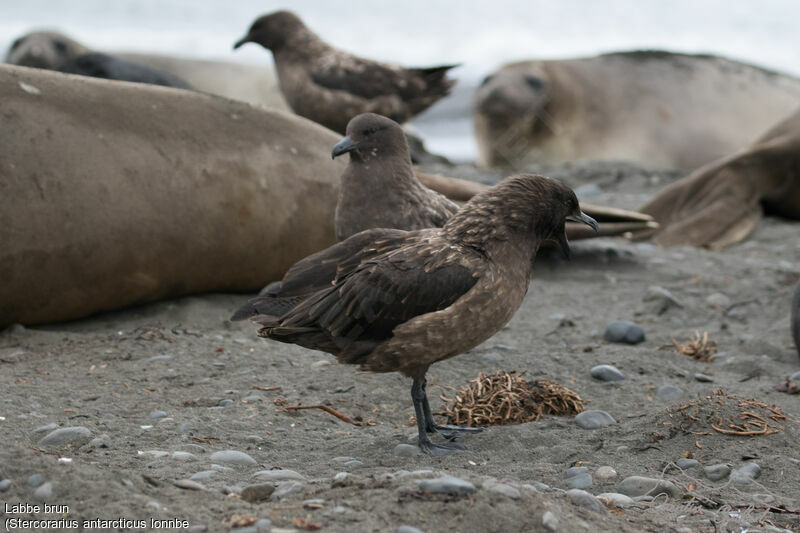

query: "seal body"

left=0, top=64, right=339, bottom=326
left=474, top=51, right=800, bottom=169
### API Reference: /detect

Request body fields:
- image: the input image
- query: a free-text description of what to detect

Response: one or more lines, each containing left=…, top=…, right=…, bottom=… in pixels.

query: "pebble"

left=343, top=460, right=364, bottom=469
left=394, top=444, right=421, bottom=457
left=594, top=466, right=617, bottom=481
left=704, top=463, right=732, bottom=482
left=189, top=470, right=217, bottom=481
left=397, top=527, right=425, bottom=533
left=656, top=385, right=684, bottom=402
left=644, top=286, right=683, bottom=315
left=694, top=373, right=714, bottom=382
left=395, top=469, right=436, bottom=480
left=303, top=499, right=325, bottom=508
left=173, top=479, right=204, bottom=490
left=675, top=458, right=699, bottom=470
left=597, top=493, right=635, bottom=507
left=332, top=456, right=357, bottom=463
left=575, top=410, right=616, bottom=429
left=418, top=475, right=476, bottom=495
left=566, top=489, right=607, bottom=513
left=241, top=483, right=276, bottom=503
left=789, top=370, right=800, bottom=382
left=89, top=434, right=110, bottom=448
left=332, top=472, right=350, bottom=486
left=603, top=320, right=645, bottom=345
left=27, top=473, right=44, bottom=488
left=217, top=399, right=234, bottom=407
left=706, top=293, right=731, bottom=310
left=486, top=482, right=521, bottom=499
left=171, top=451, right=198, bottom=462
left=33, top=423, right=58, bottom=434
left=139, top=450, right=169, bottom=459
left=590, top=365, right=625, bottom=382
left=208, top=450, right=256, bottom=466
left=480, top=352, right=503, bottom=365
left=617, top=476, right=681, bottom=498
left=241, top=394, right=263, bottom=403
left=38, top=426, right=92, bottom=449
left=252, top=469, right=305, bottom=482
left=0, top=479, right=10, bottom=492
left=271, top=481, right=304, bottom=501
left=311, top=360, right=332, bottom=369
left=566, top=474, right=593, bottom=489
left=33, top=482, right=53, bottom=501
left=731, top=463, right=761, bottom=485
left=542, top=510, right=559, bottom=532
left=149, top=410, right=167, bottom=419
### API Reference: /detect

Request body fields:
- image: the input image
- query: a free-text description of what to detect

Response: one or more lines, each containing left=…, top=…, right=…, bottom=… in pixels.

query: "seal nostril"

left=525, top=76, right=544, bottom=91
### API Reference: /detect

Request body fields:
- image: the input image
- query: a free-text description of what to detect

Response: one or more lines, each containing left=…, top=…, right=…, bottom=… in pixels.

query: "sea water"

left=3, top=0, right=798, bottom=161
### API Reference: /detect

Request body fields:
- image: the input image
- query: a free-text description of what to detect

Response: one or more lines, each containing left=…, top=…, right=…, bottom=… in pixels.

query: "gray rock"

left=567, top=489, right=607, bottom=513
left=706, top=293, right=731, bottom=310
left=171, top=451, right=198, bottom=462
left=394, top=444, right=421, bottom=457
left=140, top=450, right=169, bottom=459
left=644, top=286, right=683, bottom=315
left=173, top=479, right=204, bottom=490
left=704, top=463, right=732, bottom=482
left=343, top=460, right=364, bottom=469
left=208, top=450, right=256, bottom=466
left=675, top=458, right=699, bottom=470
left=27, top=473, right=44, bottom=488
left=656, top=385, right=684, bottom=402
left=694, top=373, right=714, bottom=382
left=303, top=499, right=325, bottom=508
left=0, top=479, right=10, bottom=492
left=565, top=473, right=593, bottom=489
left=542, top=510, right=559, bottom=532
left=189, top=470, right=217, bottom=481
left=38, top=426, right=92, bottom=449
left=486, top=482, right=520, bottom=499
left=88, top=434, right=110, bottom=448
left=332, top=472, right=350, bottom=486
left=617, top=476, right=681, bottom=498
left=565, top=466, right=588, bottom=477
left=481, top=352, right=504, bottom=364
left=271, top=481, right=304, bottom=501
left=149, top=410, right=167, bottom=419
left=33, top=423, right=58, bottom=434
left=332, top=456, right=357, bottom=463
left=418, top=475, right=476, bottom=495
left=575, top=410, right=617, bottom=429
left=252, top=469, right=305, bottom=482
left=217, top=399, right=234, bottom=406
left=594, top=466, right=617, bottom=480
left=731, top=463, right=761, bottom=485
left=33, top=482, right=53, bottom=501
left=397, top=527, right=425, bottom=533
left=590, top=365, right=625, bottom=382
left=596, top=493, right=636, bottom=507
left=241, top=483, right=276, bottom=503
left=790, top=370, right=800, bottom=382
left=604, top=320, right=645, bottom=345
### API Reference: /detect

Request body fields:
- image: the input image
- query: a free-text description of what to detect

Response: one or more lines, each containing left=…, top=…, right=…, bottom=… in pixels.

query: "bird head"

left=234, top=10, right=305, bottom=51
left=331, top=113, right=410, bottom=162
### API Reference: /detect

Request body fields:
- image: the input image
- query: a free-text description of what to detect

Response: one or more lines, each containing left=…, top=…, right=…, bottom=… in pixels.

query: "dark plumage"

left=232, top=174, right=599, bottom=455
left=58, top=52, right=192, bottom=89
left=233, top=10, right=457, bottom=133
left=331, top=113, right=459, bottom=241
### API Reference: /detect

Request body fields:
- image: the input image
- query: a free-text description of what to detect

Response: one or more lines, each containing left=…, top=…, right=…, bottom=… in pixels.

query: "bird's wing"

left=231, top=229, right=413, bottom=321
left=262, top=239, right=484, bottom=361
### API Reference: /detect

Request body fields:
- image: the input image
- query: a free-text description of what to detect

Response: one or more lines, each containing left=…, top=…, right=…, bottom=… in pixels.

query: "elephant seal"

left=474, top=51, right=800, bottom=169
left=5, top=30, right=288, bottom=110
left=641, top=107, right=800, bottom=250
left=59, top=52, right=192, bottom=88
left=0, top=64, right=339, bottom=327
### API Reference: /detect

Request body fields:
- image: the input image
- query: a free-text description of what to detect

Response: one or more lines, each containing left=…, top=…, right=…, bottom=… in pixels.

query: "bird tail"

left=230, top=294, right=306, bottom=321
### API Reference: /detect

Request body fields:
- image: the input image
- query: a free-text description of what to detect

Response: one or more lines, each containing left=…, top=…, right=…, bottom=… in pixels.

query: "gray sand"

left=1, top=162, right=798, bottom=532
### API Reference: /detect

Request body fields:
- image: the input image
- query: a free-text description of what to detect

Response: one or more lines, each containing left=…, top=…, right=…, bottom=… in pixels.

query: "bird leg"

left=411, top=377, right=466, bottom=456
left=418, top=377, right=483, bottom=439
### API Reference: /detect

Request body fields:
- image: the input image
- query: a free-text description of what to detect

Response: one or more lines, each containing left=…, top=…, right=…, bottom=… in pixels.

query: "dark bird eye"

left=480, top=74, right=494, bottom=87
left=10, top=37, right=22, bottom=51
left=525, top=76, right=544, bottom=90
left=53, top=40, right=68, bottom=54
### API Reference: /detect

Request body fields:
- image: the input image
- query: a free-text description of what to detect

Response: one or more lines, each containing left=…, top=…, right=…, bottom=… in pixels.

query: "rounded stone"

left=37, top=426, right=92, bottom=449
left=565, top=473, right=593, bottom=489
left=566, top=489, right=607, bottom=513
left=241, top=483, right=276, bottom=503
left=397, top=527, right=425, bottom=533
left=617, top=476, right=681, bottom=498
left=603, top=321, right=645, bottom=345
left=703, top=463, right=732, bottom=482
left=656, top=385, right=684, bottom=402
left=393, top=444, right=421, bottom=457
left=27, top=473, right=44, bottom=488
left=0, top=479, right=11, bottom=492
left=675, top=458, right=699, bottom=470
left=594, top=466, right=617, bottom=480
left=33, top=482, right=53, bottom=501
left=208, top=450, right=256, bottom=466
left=149, top=410, right=168, bottom=419
left=591, top=365, right=625, bottom=382
left=418, top=475, right=476, bottom=495
left=575, top=410, right=617, bottom=429
left=252, top=469, right=305, bottom=482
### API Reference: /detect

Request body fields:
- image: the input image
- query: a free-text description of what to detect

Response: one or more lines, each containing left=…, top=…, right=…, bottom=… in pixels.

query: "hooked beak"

left=567, top=211, right=599, bottom=233
left=233, top=35, right=251, bottom=50
left=331, top=136, right=359, bottom=159
left=556, top=211, right=598, bottom=260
